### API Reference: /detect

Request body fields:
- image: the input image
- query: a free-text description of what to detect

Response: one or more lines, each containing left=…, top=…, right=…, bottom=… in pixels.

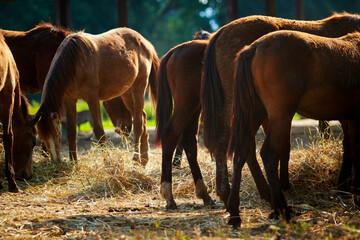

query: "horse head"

left=32, top=111, right=63, bottom=162
left=11, top=95, right=37, bottom=180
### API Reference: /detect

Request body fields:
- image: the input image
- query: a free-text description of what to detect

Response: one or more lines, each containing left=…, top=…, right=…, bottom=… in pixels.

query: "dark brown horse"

left=0, top=35, right=36, bottom=192
left=228, top=30, right=360, bottom=227
left=32, top=28, right=158, bottom=165
left=201, top=13, right=360, bottom=207
left=155, top=30, right=271, bottom=209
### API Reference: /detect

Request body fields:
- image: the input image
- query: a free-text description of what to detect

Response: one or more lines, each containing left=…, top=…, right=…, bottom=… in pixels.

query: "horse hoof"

left=9, top=185, right=20, bottom=193
left=228, top=216, right=241, bottom=228
left=165, top=202, right=177, bottom=210
left=269, top=210, right=280, bottom=219
left=204, top=198, right=216, bottom=208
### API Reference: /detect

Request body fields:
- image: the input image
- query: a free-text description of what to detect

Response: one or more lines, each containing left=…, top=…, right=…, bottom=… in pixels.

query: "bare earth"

left=1, top=120, right=359, bottom=239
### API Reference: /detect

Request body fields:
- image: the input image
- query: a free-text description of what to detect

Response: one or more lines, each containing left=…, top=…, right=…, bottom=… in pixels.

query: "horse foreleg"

left=64, top=100, right=78, bottom=161
left=139, top=110, right=149, bottom=165
left=1, top=108, right=19, bottom=192
left=182, top=110, right=214, bottom=207
left=350, top=121, right=360, bottom=208
left=337, top=120, right=354, bottom=193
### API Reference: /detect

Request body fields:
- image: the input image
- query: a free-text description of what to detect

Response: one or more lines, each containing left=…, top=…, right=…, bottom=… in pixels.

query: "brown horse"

left=2, top=22, right=134, bottom=142
left=155, top=30, right=270, bottom=209
left=201, top=13, right=360, bottom=207
left=0, top=35, right=36, bottom=192
left=32, top=28, right=158, bottom=165
left=228, top=30, right=360, bottom=227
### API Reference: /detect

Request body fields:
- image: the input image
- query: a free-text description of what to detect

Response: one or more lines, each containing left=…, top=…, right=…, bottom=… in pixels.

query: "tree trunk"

left=226, top=0, right=239, bottom=23
left=265, top=0, right=276, bottom=16
left=296, top=0, right=305, bottom=20
left=117, top=0, right=128, bottom=27
left=54, top=0, right=71, bottom=28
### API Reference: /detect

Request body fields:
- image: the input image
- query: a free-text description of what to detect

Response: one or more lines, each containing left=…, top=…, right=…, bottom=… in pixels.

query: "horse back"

left=250, top=30, right=360, bottom=120
left=1, top=25, right=68, bottom=94
left=0, top=35, right=18, bottom=97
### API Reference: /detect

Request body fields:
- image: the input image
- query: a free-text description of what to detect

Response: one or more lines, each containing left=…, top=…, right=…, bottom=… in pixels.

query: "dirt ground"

left=1, top=119, right=359, bottom=239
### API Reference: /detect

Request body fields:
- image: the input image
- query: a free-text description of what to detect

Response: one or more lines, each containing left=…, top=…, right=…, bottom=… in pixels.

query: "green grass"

left=28, top=99, right=301, bottom=132
left=28, top=99, right=156, bottom=132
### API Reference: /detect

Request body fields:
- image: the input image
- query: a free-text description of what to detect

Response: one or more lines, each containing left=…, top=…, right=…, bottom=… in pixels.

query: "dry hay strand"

left=1, top=129, right=360, bottom=239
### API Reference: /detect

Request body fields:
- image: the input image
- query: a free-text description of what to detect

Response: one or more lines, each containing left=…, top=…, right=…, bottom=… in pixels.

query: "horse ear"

left=51, top=112, right=60, bottom=122
left=30, top=113, right=42, bottom=127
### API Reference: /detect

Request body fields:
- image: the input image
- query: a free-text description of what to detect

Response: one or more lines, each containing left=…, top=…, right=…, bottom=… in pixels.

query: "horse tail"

left=201, top=28, right=224, bottom=153
left=148, top=53, right=159, bottom=104
left=228, top=45, right=257, bottom=155
left=155, top=50, right=174, bottom=146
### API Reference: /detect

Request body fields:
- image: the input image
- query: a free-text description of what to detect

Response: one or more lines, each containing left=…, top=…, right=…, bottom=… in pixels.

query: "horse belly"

left=297, top=86, right=360, bottom=120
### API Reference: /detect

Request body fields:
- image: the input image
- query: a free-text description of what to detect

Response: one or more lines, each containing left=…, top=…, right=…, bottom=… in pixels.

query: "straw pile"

left=0, top=132, right=359, bottom=239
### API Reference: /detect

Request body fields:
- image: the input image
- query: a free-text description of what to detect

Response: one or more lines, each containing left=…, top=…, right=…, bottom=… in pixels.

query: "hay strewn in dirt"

left=0, top=133, right=360, bottom=239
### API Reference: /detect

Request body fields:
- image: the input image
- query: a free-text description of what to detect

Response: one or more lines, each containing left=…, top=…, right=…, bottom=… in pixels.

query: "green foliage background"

left=0, top=0, right=359, bottom=129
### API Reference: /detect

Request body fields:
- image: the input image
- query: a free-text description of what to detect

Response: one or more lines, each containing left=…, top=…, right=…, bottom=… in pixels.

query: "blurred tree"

left=296, top=0, right=305, bottom=19
left=266, top=0, right=276, bottom=16
left=117, top=0, right=127, bottom=27
left=226, top=0, right=239, bottom=23
left=54, top=0, right=71, bottom=28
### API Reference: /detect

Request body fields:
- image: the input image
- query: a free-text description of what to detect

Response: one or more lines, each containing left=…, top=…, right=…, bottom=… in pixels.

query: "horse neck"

left=12, top=86, right=27, bottom=127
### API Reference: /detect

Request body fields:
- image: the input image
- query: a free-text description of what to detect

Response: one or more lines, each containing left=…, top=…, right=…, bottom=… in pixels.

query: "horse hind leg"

left=121, top=86, right=148, bottom=166
left=182, top=110, right=214, bottom=206
left=260, top=115, right=293, bottom=222
left=86, top=96, right=106, bottom=145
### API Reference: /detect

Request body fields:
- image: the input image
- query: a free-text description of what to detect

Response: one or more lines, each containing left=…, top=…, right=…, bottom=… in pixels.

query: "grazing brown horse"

left=201, top=13, right=360, bottom=207
left=32, top=28, right=158, bottom=165
left=0, top=35, right=36, bottom=192
left=228, top=30, right=360, bottom=227
left=155, top=30, right=271, bottom=209
left=1, top=22, right=134, bottom=141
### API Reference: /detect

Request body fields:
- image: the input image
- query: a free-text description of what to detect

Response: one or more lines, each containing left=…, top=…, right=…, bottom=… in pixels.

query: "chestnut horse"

left=33, top=28, right=158, bottom=165
left=1, top=22, right=134, bottom=141
left=0, top=35, right=36, bottom=192
left=155, top=30, right=270, bottom=209
left=201, top=13, right=360, bottom=207
left=228, top=30, right=360, bottom=227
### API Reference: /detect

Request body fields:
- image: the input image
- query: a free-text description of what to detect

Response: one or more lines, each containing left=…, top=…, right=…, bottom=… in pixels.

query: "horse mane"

left=40, top=33, right=94, bottom=116
left=32, top=21, right=71, bottom=36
